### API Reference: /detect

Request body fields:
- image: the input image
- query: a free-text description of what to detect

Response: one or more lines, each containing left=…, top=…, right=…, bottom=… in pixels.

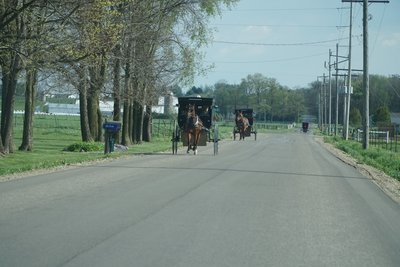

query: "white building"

left=151, top=94, right=178, bottom=114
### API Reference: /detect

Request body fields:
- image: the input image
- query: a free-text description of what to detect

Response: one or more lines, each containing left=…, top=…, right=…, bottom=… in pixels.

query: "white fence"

left=355, top=129, right=389, bottom=143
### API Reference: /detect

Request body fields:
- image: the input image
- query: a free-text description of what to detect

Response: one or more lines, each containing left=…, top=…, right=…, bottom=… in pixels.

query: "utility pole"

left=326, top=50, right=334, bottom=135
left=335, top=44, right=339, bottom=136
left=332, top=44, right=351, bottom=136
left=345, top=1, right=353, bottom=140
left=342, top=0, right=390, bottom=148
left=317, top=75, right=326, bottom=132
left=323, top=73, right=327, bottom=133
left=317, top=77, right=321, bottom=129
left=343, top=75, right=348, bottom=139
left=363, top=0, right=369, bottom=149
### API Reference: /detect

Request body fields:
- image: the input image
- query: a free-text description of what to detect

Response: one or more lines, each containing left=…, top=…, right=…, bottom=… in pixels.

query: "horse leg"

left=194, top=130, right=200, bottom=155
left=187, top=132, right=191, bottom=153
left=192, top=131, right=197, bottom=155
left=192, top=131, right=196, bottom=153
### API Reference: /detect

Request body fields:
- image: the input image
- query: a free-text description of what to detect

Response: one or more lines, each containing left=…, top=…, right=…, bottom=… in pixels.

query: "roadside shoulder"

left=314, top=136, right=400, bottom=205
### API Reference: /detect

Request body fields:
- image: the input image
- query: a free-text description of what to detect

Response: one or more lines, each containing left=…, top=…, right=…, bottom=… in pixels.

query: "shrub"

left=64, top=142, right=103, bottom=152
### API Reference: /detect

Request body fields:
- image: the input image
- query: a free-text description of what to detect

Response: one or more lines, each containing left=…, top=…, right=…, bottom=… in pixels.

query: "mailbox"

left=103, top=121, right=121, bottom=154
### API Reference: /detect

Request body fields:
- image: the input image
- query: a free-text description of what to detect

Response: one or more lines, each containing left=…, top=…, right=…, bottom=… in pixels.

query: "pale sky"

left=194, top=0, right=400, bottom=89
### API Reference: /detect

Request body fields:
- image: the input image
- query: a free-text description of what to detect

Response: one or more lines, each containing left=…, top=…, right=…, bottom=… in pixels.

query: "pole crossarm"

left=336, top=68, right=363, bottom=72
left=342, top=0, right=389, bottom=2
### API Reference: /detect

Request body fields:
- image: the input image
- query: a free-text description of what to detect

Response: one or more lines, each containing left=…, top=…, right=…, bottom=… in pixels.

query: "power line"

left=221, top=7, right=348, bottom=12
left=212, top=23, right=348, bottom=29
left=205, top=52, right=327, bottom=64
left=371, top=4, right=387, bottom=54
left=213, top=36, right=357, bottom=47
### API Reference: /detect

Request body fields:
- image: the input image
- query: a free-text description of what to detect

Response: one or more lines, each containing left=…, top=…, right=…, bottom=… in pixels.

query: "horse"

left=185, top=104, right=204, bottom=154
left=236, top=111, right=249, bottom=140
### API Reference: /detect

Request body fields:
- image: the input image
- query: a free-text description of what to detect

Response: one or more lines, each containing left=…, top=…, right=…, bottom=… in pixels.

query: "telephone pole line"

left=345, top=1, right=352, bottom=140
left=331, top=44, right=350, bottom=136
left=342, top=0, right=390, bottom=149
left=328, top=50, right=332, bottom=135
left=335, top=44, right=339, bottom=136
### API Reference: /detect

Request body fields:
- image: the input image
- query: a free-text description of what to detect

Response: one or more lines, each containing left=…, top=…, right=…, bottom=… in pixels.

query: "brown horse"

left=236, top=111, right=249, bottom=140
left=185, top=104, right=204, bottom=154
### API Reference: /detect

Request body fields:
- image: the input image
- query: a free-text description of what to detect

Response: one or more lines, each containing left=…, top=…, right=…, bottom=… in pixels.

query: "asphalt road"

left=1, top=132, right=400, bottom=267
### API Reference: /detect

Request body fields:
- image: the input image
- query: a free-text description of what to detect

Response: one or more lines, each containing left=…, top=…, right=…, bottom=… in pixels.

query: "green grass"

left=1, top=115, right=171, bottom=176
left=324, top=136, right=400, bottom=181
left=1, top=115, right=296, bottom=177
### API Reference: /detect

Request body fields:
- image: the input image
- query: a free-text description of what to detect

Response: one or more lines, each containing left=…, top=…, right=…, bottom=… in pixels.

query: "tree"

left=349, top=107, right=362, bottom=129
left=374, top=106, right=391, bottom=128
left=117, top=0, right=238, bottom=144
left=286, top=90, right=305, bottom=122
left=214, top=82, right=239, bottom=118
left=0, top=0, right=26, bottom=154
left=19, top=1, right=48, bottom=151
left=50, top=0, right=122, bottom=142
left=186, top=86, right=204, bottom=96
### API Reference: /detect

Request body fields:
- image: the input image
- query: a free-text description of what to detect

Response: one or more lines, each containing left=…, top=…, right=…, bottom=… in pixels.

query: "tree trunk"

left=19, top=68, right=37, bottom=151
left=121, top=100, right=131, bottom=146
left=87, top=53, right=106, bottom=141
left=132, top=101, right=144, bottom=144
left=77, top=65, right=93, bottom=142
left=0, top=134, right=4, bottom=155
left=79, top=90, right=92, bottom=142
left=1, top=54, right=20, bottom=154
left=113, top=44, right=122, bottom=122
left=112, top=44, right=121, bottom=143
left=143, top=105, right=152, bottom=142
left=121, top=56, right=132, bottom=146
left=87, top=93, right=101, bottom=141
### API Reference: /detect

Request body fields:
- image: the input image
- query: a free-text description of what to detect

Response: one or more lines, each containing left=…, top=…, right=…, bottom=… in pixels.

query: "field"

left=1, top=114, right=172, bottom=176
left=3, top=114, right=285, bottom=177
left=324, top=135, right=400, bottom=181
left=3, top=114, right=398, bottom=182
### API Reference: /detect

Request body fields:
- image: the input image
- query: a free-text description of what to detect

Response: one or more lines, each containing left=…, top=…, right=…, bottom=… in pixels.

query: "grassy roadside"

left=0, top=121, right=237, bottom=177
left=0, top=117, right=298, bottom=178
left=323, top=136, right=400, bottom=181
left=0, top=137, right=173, bottom=177
left=1, top=115, right=174, bottom=177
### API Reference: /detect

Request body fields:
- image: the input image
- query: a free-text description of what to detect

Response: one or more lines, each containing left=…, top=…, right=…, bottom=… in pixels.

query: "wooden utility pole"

left=328, top=50, right=332, bottom=135
left=323, top=73, right=327, bottom=133
left=332, top=44, right=351, bottom=136
left=335, top=44, right=339, bottom=136
left=345, top=2, right=352, bottom=140
left=342, top=0, right=390, bottom=148
left=363, top=0, right=370, bottom=149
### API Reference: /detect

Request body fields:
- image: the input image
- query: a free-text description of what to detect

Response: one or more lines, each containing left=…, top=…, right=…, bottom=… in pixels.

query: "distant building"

left=45, top=100, right=116, bottom=116
left=46, top=103, right=79, bottom=115
left=301, top=115, right=317, bottom=123
left=151, top=93, right=178, bottom=114
left=391, top=113, right=400, bottom=131
left=45, top=95, right=179, bottom=116
left=391, top=113, right=400, bottom=124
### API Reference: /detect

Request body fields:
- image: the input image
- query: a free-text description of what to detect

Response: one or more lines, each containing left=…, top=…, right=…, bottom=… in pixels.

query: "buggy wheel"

left=213, top=124, right=219, bottom=155
left=172, top=125, right=179, bottom=154
left=171, top=131, right=176, bottom=154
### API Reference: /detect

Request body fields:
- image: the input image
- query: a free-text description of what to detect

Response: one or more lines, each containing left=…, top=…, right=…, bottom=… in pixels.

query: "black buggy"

left=171, top=96, right=219, bottom=155
left=233, top=108, right=257, bottom=140
left=302, top=122, right=309, bottom=133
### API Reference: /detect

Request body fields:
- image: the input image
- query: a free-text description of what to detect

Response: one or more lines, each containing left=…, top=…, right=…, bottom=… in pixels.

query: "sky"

left=193, top=0, right=400, bottom=89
